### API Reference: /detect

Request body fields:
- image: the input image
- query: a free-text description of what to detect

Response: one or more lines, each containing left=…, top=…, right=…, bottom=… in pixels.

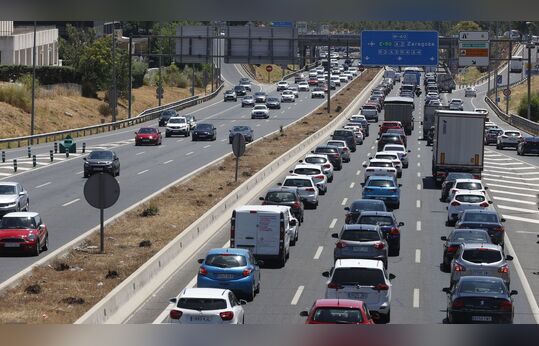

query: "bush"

left=140, top=205, right=159, bottom=217
left=98, top=103, right=111, bottom=116
left=16, top=74, right=40, bottom=91
left=131, top=60, right=148, bottom=88
left=0, top=65, right=80, bottom=85
left=0, top=84, right=31, bottom=112
left=517, top=93, right=539, bottom=122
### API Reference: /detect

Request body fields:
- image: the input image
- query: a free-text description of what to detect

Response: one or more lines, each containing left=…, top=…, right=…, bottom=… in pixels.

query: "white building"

left=0, top=21, right=59, bottom=66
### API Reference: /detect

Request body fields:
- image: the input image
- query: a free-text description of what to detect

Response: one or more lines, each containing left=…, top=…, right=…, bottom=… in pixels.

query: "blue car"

left=355, top=211, right=404, bottom=256
left=197, top=248, right=261, bottom=301
left=362, top=175, right=401, bottom=209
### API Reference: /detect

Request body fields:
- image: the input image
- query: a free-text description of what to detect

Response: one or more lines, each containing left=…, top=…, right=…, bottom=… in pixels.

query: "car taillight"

left=452, top=299, right=465, bottom=309
left=292, top=201, right=301, bottom=209
left=334, top=153, right=340, bottom=158
left=220, top=311, right=234, bottom=321
left=336, top=241, right=346, bottom=249
left=389, top=227, right=400, bottom=235
left=323, top=164, right=331, bottom=169
left=170, top=310, right=182, bottom=320
left=498, top=265, right=509, bottom=274
left=473, top=174, right=481, bottom=179
left=373, top=283, right=389, bottom=291
left=479, top=202, right=489, bottom=208
left=451, top=201, right=461, bottom=206
left=494, top=226, right=505, bottom=233
left=242, top=268, right=252, bottom=277
left=499, top=300, right=512, bottom=311
left=447, top=245, right=459, bottom=253
left=374, top=242, right=385, bottom=250
left=454, top=263, right=466, bottom=272
left=306, top=188, right=315, bottom=192
left=199, top=267, right=208, bottom=276
left=343, top=148, right=349, bottom=152
left=327, top=282, right=343, bottom=289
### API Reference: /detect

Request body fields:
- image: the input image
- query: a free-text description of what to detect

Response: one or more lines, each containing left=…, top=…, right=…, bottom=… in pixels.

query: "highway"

left=0, top=62, right=359, bottom=282
left=124, top=66, right=538, bottom=324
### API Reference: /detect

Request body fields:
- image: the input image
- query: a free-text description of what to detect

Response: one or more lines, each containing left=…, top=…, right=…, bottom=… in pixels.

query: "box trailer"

left=383, top=96, right=415, bottom=135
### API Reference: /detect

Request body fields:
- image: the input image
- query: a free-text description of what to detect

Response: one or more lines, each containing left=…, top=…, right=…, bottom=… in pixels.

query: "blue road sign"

left=271, top=21, right=293, bottom=28
left=496, top=74, right=503, bottom=85
left=361, top=30, right=439, bottom=66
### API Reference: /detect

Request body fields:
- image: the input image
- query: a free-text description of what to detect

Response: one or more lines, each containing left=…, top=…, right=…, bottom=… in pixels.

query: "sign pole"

left=100, top=208, right=105, bottom=253
left=235, top=157, right=239, bottom=182
left=506, top=40, right=512, bottom=115
left=528, top=44, right=533, bottom=120
left=327, top=40, right=331, bottom=113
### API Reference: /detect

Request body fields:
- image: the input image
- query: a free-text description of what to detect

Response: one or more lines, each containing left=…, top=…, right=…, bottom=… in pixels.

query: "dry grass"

left=0, top=69, right=379, bottom=324
left=455, top=67, right=483, bottom=85
left=493, top=75, right=539, bottom=114
left=249, top=64, right=299, bottom=84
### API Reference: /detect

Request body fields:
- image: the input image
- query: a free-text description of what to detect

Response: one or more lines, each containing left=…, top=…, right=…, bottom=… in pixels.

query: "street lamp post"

left=526, top=43, right=535, bottom=120
left=30, top=21, right=37, bottom=145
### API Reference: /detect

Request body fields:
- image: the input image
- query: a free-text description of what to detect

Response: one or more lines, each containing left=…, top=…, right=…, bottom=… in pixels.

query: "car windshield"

left=331, top=268, right=384, bottom=286
left=0, top=217, right=36, bottom=229
left=369, top=162, right=392, bottom=168
left=255, top=92, right=265, bottom=96
left=341, top=229, right=380, bottom=242
left=450, top=231, right=490, bottom=243
left=177, top=298, right=227, bottom=311
left=462, top=213, right=499, bottom=223
left=350, top=201, right=386, bottom=212
left=168, top=118, right=186, bottom=124
left=367, top=180, right=395, bottom=188
left=234, top=86, right=244, bottom=91
left=294, top=168, right=321, bottom=175
left=243, top=96, right=253, bottom=100
left=138, top=128, right=156, bottom=134
left=357, top=216, right=394, bottom=226
left=205, top=254, right=247, bottom=268
left=267, top=98, right=278, bottom=102
left=254, top=106, right=266, bottom=110
left=283, top=179, right=313, bottom=188
left=462, top=249, right=502, bottom=263
left=161, top=110, right=175, bottom=118
left=197, top=124, right=213, bottom=130
left=305, top=157, right=327, bottom=164
left=88, top=151, right=113, bottom=160
left=455, top=182, right=482, bottom=190
left=232, top=126, right=250, bottom=132
left=0, top=185, right=16, bottom=195
left=266, top=191, right=296, bottom=203
left=458, top=279, right=507, bottom=294
left=312, top=308, right=363, bottom=324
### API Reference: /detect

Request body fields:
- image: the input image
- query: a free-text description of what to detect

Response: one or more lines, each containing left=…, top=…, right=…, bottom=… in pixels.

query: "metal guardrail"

left=485, top=95, right=539, bottom=135
left=0, top=83, right=224, bottom=149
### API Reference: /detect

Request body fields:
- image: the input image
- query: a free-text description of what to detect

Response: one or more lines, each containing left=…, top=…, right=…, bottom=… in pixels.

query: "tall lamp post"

left=30, top=21, right=37, bottom=145
left=526, top=22, right=536, bottom=120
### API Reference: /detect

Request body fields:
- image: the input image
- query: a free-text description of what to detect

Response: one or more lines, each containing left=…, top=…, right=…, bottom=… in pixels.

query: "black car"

left=377, top=133, right=404, bottom=151
left=331, top=129, right=356, bottom=152
left=259, top=188, right=304, bottom=225
left=440, top=229, right=492, bottom=272
left=455, top=210, right=506, bottom=247
left=234, top=85, right=247, bottom=96
left=266, top=97, right=281, bottom=109
left=312, top=146, right=342, bottom=171
left=426, top=126, right=435, bottom=146
left=83, top=150, right=120, bottom=178
left=443, top=276, right=517, bottom=324
left=192, top=123, right=216, bottom=141
left=344, top=199, right=387, bottom=224
left=517, top=136, right=539, bottom=155
left=440, top=172, right=474, bottom=202
left=158, top=109, right=176, bottom=127
left=229, top=125, right=254, bottom=144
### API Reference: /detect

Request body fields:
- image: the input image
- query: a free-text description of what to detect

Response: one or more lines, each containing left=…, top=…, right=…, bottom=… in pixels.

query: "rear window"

left=294, top=168, right=321, bottom=175
left=357, top=216, right=393, bottom=226
left=505, top=131, right=520, bottom=136
left=350, top=201, right=386, bottom=212
left=205, top=254, right=247, bottom=268
left=177, top=298, right=227, bottom=311
left=455, top=182, right=482, bottom=190
left=458, top=280, right=507, bottom=294
left=312, top=308, right=363, bottom=324
left=462, top=213, right=499, bottom=223
left=462, top=249, right=502, bottom=263
left=266, top=191, right=296, bottom=203
left=327, top=141, right=345, bottom=148
left=376, top=155, right=397, bottom=161
left=316, top=148, right=337, bottom=154
left=369, top=162, right=393, bottom=168
left=341, top=229, right=381, bottom=242
left=450, top=231, right=490, bottom=243
left=333, top=130, right=353, bottom=137
left=455, top=195, right=485, bottom=203
left=283, top=179, right=313, bottom=187
left=367, top=180, right=395, bottom=188
left=331, top=268, right=385, bottom=286
left=305, top=157, right=327, bottom=164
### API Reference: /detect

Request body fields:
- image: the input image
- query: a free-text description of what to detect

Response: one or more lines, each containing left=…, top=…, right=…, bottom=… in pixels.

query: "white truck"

left=432, top=110, right=486, bottom=186
left=230, top=205, right=296, bottom=267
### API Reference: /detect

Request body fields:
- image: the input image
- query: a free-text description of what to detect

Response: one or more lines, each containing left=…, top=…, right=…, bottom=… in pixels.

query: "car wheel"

left=135, top=142, right=139, bottom=146
left=83, top=172, right=89, bottom=178
left=389, top=247, right=400, bottom=256
left=33, top=240, right=40, bottom=257
left=229, top=139, right=232, bottom=144
left=25, top=200, right=30, bottom=211
left=246, top=284, right=255, bottom=302
left=378, top=310, right=390, bottom=324
left=290, top=234, right=296, bottom=246
left=328, top=176, right=333, bottom=183
left=165, top=133, right=170, bottom=138
left=116, top=169, right=120, bottom=177
left=279, top=253, right=286, bottom=268
left=397, top=172, right=402, bottom=178
left=255, top=281, right=260, bottom=294
left=16, top=203, right=21, bottom=212
left=42, top=235, right=49, bottom=251
left=496, top=143, right=501, bottom=149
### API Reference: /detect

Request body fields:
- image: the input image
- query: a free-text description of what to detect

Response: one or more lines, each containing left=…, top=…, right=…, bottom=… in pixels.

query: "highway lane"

left=128, top=75, right=536, bottom=324
left=0, top=63, right=361, bottom=283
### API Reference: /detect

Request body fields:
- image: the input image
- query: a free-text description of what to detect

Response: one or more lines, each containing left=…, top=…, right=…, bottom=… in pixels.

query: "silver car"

left=332, top=224, right=388, bottom=269
left=327, top=140, right=351, bottom=162
left=0, top=182, right=30, bottom=216
left=450, top=243, right=513, bottom=288
left=280, top=175, right=319, bottom=209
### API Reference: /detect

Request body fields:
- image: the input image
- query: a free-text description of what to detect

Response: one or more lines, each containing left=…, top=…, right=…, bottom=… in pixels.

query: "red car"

left=0, top=212, right=48, bottom=256
left=378, top=121, right=403, bottom=136
left=135, top=127, right=162, bottom=146
left=300, top=299, right=375, bottom=324
left=308, top=77, right=319, bottom=86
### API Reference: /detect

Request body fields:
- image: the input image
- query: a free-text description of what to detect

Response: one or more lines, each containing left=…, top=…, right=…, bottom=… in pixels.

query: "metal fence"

left=485, top=95, right=539, bottom=135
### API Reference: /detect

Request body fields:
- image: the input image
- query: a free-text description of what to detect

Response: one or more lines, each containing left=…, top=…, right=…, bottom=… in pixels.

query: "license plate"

left=352, top=247, right=369, bottom=252
left=94, top=167, right=103, bottom=171
left=472, top=316, right=492, bottom=322
left=471, top=270, right=489, bottom=275
left=217, top=274, right=235, bottom=279
left=4, top=243, right=20, bottom=248
left=190, top=316, right=210, bottom=322
left=347, top=292, right=367, bottom=300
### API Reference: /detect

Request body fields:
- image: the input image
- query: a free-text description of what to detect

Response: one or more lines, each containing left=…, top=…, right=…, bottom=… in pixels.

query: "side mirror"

left=289, top=170, right=293, bottom=173
left=408, top=150, right=411, bottom=153
left=277, top=183, right=282, bottom=186
left=398, top=184, right=402, bottom=187
left=331, top=233, right=339, bottom=238
left=19, top=191, right=25, bottom=196
left=229, top=129, right=232, bottom=132
left=501, top=218, right=506, bottom=222
left=368, top=156, right=373, bottom=160
left=322, top=271, right=330, bottom=278
left=506, top=255, right=514, bottom=261
left=442, top=287, right=451, bottom=294
left=239, top=299, right=248, bottom=305
left=83, top=157, right=87, bottom=161
left=398, top=222, right=404, bottom=227
left=484, top=186, right=489, bottom=190
left=441, top=236, right=448, bottom=241
left=510, top=290, right=518, bottom=296
left=169, top=298, right=177, bottom=304
left=290, top=219, right=297, bottom=227
left=298, top=160, right=303, bottom=163
left=362, top=164, right=367, bottom=168
left=488, top=201, right=493, bottom=204
left=213, top=127, right=216, bottom=130
left=388, top=273, right=396, bottom=280
left=311, top=151, right=315, bottom=154
left=197, top=259, right=204, bottom=264
left=256, top=260, right=264, bottom=266
left=299, top=311, right=309, bottom=317
left=259, top=197, right=265, bottom=201
left=134, top=132, right=138, bottom=135
left=344, top=207, right=350, bottom=211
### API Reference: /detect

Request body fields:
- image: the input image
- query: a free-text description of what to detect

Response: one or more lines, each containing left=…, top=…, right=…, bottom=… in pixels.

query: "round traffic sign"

left=232, top=133, right=246, bottom=158
left=503, top=88, right=511, bottom=97
left=265, top=65, right=273, bottom=73
left=84, top=173, right=120, bottom=209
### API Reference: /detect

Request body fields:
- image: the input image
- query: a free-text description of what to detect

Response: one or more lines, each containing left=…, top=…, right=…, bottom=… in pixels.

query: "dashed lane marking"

left=62, top=198, right=80, bottom=207
left=290, top=286, right=305, bottom=306
left=329, top=218, right=338, bottom=229
left=137, top=169, right=149, bottom=175
left=415, top=249, right=421, bottom=263
left=416, top=221, right=422, bottom=231
left=342, top=198, right=348, bottom=206
left=350, top=182, right=355, bottom=189
left=35, top=182, right=51, bottom=188
left=313, top=246, right=324, bottom=260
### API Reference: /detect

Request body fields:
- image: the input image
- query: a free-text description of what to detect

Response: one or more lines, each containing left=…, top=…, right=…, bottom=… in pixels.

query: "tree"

left=448, top=21, right=482, bottom=35
left=58, top=24, right=96, bottom=68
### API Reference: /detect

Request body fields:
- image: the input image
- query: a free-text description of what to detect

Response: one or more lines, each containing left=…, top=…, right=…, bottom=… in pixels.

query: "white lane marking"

left=329, top=218, right=338, bottom=229
left=417, top=147, right=421, bottom=151
left=489, top=189, right=536, bottom=198
left=483, top=173, right=539, bottom=181
left=291, top=286, right=305, bottom=305
left=0, top=173, right=11, bottom=177
left=484, top=162, right=524, bottom=167
left=350, top=182, right=355, bottom=189
left=370, top=145, right=375, bottom=150
left=219, top=124, right=225, bottom=127
left=313, top=246, right=324, bottom=260
left=417, top=154, right=420, bottom=159
left=76, top=171, right=84, bottom=175
left=417, top=162, right=421, bottom=167
left=163, top=160, right=174, bottom=164
left=484, top=158, right=513, bottom=161
left=497, top=205, right=539, bottom=214
left=231, top=119, right=236, bottom=123
left=413, top=288, right=420, bottom=308
left=137, top=169, right=149, bottom=175
left=416, top=200, right=421, bottom=208
left=203, top=145, right=211, bottom=149
left=361, top=161, right=366, bottom=166
left=415, top=249, right=421, bottom=263
left=35, top=182, right=51, bottom=189
left=485, top=183, right=539, bottom=193
left=176, top=139, right=184, bottom=142
left=256, top=124, right=261, bottom=127
left=241, top=115, right=246, bottom=118
left=417, top=172, right=421, bottom=177
left=265, top=119, right=270, bottom=122
left=485, top=169, right=539, bottom=175
left=417, top=184, right=421, bottom=190
left=221, top=139, right=227, bottom=142
left=136, top=151, right=145, bottom=156
left=416, top=221, right=422, bottom=231
left=186, top=152, right=194, bottom=156
left=62, top=198, right=80, bottom=207
left=367, top=152, right=371, bottom=157
left=493, top=196, right=537, bottom=205
left=516, top=230, right=539, bottom=234
left=483, top=177, right=539, bottom=187
left=356, top=170, right=361, bottom=176
left=341, top=198, right=348, bottom=206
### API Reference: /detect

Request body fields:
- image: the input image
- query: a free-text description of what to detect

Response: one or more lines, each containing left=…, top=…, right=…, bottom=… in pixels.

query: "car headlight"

left=149, top=136, right=153, bottom=139
left=27, top=234, right=36, bottom=241
left=84, top=161, right=89, bottom=166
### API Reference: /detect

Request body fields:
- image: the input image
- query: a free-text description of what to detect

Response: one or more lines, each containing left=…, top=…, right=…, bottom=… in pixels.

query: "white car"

left=339, top=75, right=348, bottom=83
left=281, top=90, right=296, bottom=102
left=330, top=76, right=341, bottom=86
left=317, top=76, right=326, bottom=84
left=382, top=144, right=409, bottom=168
left=447, top=190, right=493, bottom=225
left=362, top=159, right=397, bottom=183
left=308, top=71, right=318, bottom=78
left=448, top=179, right=487, bottom=201
left=276, top=81, right=289, bottom=91
left=287, top=86, right=299, bottom=98
left=464, top=87, right=477, bottom=97
left=297, top=82, right=310, bottom=92
left=281, top=175, right=319, bottom=209
left=449, top=98, right=464, bottom=111
left=290, top=164, right=328, bottom=195
left=324, top=259, right=395, bottom=324
left=311, top=88, right=325, bottom=98
left=251, top=105, right=269, bottom=119
left=372, top=152, right=403, bottom=178
left=301, top=154, right=334, bottom=183
left=165, top=116, right=190, bottom=137
left=0, top=182, right=30, bottom=215
left=497, top=130, right=523, bottom=149
left=348, top=67, right=358, bottom=76
left=343, top=72, right=353, bottom=80
left=349, top=114, right=367, bottom=122
left=167, top=288, right=246, bottom=324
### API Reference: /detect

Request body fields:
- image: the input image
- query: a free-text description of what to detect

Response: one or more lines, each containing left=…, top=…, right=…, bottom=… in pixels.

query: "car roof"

left=169, top=116, right=186, bottom=120
left=3, top=212, right=39, bottom=218
left=366, top=175, right=395, bottom=181
left=461, top=243, right=502, bottom=251
left=383, top=144, right=405, bottom=150
left=454, top=179, right=482, bottom=184
left=235, top=205, right=290, bottom=213
left=313, top=299, right=364, bottom=308
left=284, top=175, right=313, bottom=181
left=294, top=163, right=323, bottom=170
left=0, top=182, right=18, bottom=186
left=180, top=287, right=230, bottom=299
left=334, top=258, right=384, bottom=270
left=305, top=154, right=329, bottom=159
left=206, top=248, right=250, bottom=256
left=266, top=187, right=298, bottom=194
left=375, top=152, right=399, bottom=157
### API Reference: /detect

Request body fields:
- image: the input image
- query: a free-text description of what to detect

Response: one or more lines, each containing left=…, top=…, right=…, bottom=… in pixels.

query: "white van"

left=383, top=69, right=396, bottom=81
left=510, top=56, right=523, bottom=73
left=230, top=205, right=297, bottom=267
